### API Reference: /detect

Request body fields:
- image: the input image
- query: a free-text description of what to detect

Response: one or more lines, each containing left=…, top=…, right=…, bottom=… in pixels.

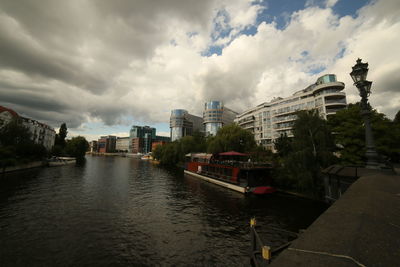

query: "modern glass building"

left=129, top=125, right=156, bottom=153
left=203, top=101, right=238, bottom=136
left=235, top=74, right=346, bottom=150
left=170, top=109, right=203, bottom=141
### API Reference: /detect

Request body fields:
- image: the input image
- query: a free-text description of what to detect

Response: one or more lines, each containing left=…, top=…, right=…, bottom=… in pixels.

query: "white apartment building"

left=21, top=117, right=56, bottom=151
left=235, top=74, right=346, bottom=150
left=0, top=105, right=56, bottom=151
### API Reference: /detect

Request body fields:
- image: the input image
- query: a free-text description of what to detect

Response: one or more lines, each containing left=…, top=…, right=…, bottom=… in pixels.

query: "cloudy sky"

left=0, top=0, right=399, bottom=140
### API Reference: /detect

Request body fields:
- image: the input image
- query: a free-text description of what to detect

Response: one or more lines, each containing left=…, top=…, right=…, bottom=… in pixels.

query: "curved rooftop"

left=0, top=106, right=19, bottom=117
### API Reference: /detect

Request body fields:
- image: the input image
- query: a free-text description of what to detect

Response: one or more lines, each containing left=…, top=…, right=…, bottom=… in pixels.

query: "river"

left=0, top=156, right=327, bottom=266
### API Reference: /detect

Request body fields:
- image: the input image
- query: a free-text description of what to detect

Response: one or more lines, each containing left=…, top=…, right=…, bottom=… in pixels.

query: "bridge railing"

left=250, top=218, right=298, bottom=266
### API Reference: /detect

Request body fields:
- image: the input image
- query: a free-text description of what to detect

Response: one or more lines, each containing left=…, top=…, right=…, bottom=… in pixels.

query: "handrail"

left=250, top=218, right=298, bottom=266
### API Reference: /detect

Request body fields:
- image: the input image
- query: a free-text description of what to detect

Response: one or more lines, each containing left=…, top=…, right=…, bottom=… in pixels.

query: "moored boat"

left=184, top=151, right=275, bottom=195
left=48, top=157, right=76, bottom=166
left=141, top=154, right=152, bottom=160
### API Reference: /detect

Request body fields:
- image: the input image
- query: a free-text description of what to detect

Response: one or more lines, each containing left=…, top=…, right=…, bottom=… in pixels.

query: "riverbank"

left=87, top=152, right=142, bottom=158
left=1, top=161, right=45, bottom=174
left=271, top=172, right=400, bottom=266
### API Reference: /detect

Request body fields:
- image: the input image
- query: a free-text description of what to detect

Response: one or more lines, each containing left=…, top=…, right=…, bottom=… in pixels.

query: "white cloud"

left=0, top=0, right=399, bottom=141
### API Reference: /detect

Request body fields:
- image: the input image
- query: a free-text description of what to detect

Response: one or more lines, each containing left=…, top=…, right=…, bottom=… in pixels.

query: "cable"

left=288, top=247, right=366, bottom=267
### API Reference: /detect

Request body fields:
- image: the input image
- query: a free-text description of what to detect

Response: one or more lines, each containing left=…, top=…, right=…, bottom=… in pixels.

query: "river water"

left=0, top=156, right=326, bottom=266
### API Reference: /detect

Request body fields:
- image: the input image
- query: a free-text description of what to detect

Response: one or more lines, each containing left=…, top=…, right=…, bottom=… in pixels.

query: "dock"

left=270, top=172, right=400, bottom=266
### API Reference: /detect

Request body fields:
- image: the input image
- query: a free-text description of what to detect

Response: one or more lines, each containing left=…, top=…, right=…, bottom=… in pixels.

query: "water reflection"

left=0, top=156, right=326, bottom=266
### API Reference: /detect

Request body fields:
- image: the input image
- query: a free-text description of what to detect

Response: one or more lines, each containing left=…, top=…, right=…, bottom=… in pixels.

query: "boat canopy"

left=185, top=153, right=212, bottom=163
left=218, top=151, right=248, bottom=156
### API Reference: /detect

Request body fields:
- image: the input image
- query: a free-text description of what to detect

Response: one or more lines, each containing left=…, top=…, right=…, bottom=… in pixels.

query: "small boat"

left=184, top=151, right=275, bottom=195
left=48, top=157, right=76, bottom=166
left=141, top=154, right=152, bottom=160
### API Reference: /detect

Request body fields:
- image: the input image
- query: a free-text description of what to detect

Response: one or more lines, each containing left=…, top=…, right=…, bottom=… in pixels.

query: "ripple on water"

left=0, top=156, right=327, bottom=266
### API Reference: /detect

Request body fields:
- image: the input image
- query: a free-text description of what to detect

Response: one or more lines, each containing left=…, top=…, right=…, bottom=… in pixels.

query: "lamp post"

left=350, top=58, right=379, bottom=169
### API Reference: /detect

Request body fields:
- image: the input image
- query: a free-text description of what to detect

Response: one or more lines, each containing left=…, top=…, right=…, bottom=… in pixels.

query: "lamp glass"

left=350, top=59, right=369, bottom=83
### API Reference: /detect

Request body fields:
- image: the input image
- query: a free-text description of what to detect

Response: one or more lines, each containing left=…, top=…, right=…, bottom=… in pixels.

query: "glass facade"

left=129, top=126, right=156, bottom=153
left=205, top=123, right=222, bottom=136
left=171, top=126, right=183, bottom=142
left=205, top=101, right=222, bottom=110
left=204, top=101, right=223, bottom=136
left=170, top=109, right=187, bottom=141
left=203, top=101, right=237, bottom=136
left=170, top=109, right=203, bottom=141
left=317, top=74, right=337, bottom=84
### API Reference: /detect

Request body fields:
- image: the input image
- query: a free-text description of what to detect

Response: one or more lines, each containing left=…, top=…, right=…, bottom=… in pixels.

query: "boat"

left=141, top=154, right=152, bottom=160
left=184, top=151, right=276, bottom=195
left=48, top=157, right=76, bottom=166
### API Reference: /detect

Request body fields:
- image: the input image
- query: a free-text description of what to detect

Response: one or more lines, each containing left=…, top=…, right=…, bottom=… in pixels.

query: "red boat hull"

left=251, top=186, right=276, bottom=195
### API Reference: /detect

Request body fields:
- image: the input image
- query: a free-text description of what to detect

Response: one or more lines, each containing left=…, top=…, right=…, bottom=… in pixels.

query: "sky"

left=0, top=0, right=399, bottom=141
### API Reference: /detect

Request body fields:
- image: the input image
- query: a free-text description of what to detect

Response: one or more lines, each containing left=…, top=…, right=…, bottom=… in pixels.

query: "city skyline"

left=0, top=0, right=399, bottom=141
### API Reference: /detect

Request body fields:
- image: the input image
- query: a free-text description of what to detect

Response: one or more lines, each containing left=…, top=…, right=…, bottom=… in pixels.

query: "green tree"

left=206, top=124, right=256, bottom=154
left=0, top=118, right=31, bottom=148
left=276, top=110, right=336, bottom=197
left=55, top=123, right=68, bottom=148
left=274, top=133, right=292, bottom=158
left=328, top=103, right=400, bottom=164
left=0, top=119, right=47, bottom=168
left=65, top=136, right=89, bottom=159
left=394, top=110, right=400, bottom=125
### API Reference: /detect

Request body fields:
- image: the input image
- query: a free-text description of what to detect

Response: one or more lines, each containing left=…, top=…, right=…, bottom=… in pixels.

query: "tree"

left=276, top=110, right=336, bottom=197
left=0, top=119, right=47, bottom=167
left=274, top=133, right=292, bottom=158
left=55, top=123, right=68, bottom=148
left=206, top=124, right=256, bottom=154
left=0, top=118, right=31, bottom=148
left=394, top=110, right=400, bottom=125
left=328, top=103, right=400, bottom=164
left=65, top=136, right=89, bottom=159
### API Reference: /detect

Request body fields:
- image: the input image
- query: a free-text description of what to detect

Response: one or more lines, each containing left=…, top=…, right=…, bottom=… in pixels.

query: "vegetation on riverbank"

left=0, top=118, right=47, bottom=169
left=0, top=120, right=89, bottom=169
left=52, top=123, right=89, bottom=161
left=154, top=105, right=400, bottom=200
left=152, top=124, right=272, bottom=166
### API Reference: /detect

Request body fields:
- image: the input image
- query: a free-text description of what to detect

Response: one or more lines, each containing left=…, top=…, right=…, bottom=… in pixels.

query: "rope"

left=288, top=247, right=366, bottom=267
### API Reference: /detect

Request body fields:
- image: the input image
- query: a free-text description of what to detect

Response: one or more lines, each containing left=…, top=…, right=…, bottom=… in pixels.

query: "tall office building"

left=170, top=109, right=203, bottom=141
left=203, top=101, right=238, bottom=136
left=98, top=135, right=117, bottom=153
left=235, top=74, right=346, bottom=150
left=129, top=125, right=156, bottom=153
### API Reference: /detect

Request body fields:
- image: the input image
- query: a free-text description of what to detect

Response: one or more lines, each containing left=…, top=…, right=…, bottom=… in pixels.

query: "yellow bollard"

left=250, top=217, right=256, bottom=227
left=262, top=246, right=271, bottom=260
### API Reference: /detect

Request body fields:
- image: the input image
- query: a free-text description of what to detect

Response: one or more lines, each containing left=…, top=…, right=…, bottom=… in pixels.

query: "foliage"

left=206, top=124, right=256, bottom=154
left=249, top=145, right=274, bottom=163
left=394, top=110, right=400, bottom=125
left=0, top=118, right=31, bottom=147
left=275, top=110, right=336, bottom=198
left=153, top=125, right=260, bottom=166
left=274, top=133, right=292, bottom=158
left=65, top=136, right=89, bottom=159
left=328, top=103, right=400, bottom=164
left=0, top=119, right=47, bottom=167
left=55, top=123, right=68, bottom=148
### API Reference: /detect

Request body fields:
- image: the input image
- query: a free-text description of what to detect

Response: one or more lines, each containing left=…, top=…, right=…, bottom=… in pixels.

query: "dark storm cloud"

left=0, top=0, right=217, bottom=129
left=0, top=28, right=108, bottom=92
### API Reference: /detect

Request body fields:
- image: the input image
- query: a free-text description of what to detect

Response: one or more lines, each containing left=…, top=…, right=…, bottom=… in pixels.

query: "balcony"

left=324, top=98, right=347, bottom=105
left=326, top=107, right=345, bottom=114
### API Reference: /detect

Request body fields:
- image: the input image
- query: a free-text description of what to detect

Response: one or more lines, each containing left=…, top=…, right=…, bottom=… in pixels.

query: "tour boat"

left=48, top=157, right=76, bottom=166
left=184, top=151, right=276, bottom=195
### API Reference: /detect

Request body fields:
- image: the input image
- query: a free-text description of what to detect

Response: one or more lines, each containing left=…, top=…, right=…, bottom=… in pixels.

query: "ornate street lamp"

left=350, top=58, right=379, bottom=169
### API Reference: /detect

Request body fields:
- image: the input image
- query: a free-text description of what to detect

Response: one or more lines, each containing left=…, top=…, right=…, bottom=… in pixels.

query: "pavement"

left=271, top=172, right=400, bottom=267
